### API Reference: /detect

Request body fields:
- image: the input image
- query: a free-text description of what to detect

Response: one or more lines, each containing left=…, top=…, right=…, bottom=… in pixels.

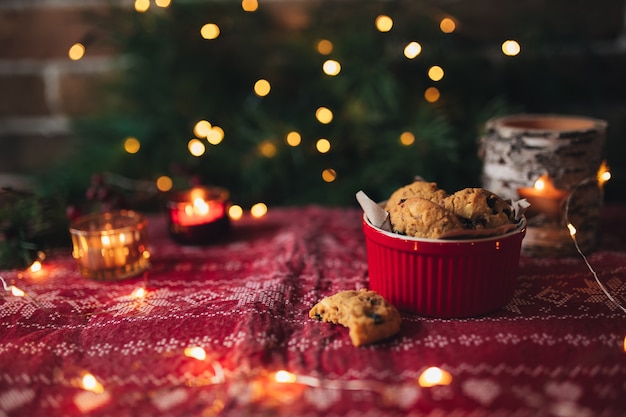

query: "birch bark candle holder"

left=480, top=114, right=607, bottom=257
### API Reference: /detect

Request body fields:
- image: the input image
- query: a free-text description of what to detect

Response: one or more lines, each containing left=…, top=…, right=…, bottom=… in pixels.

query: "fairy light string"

left=563, top=169, right=626, bottom=314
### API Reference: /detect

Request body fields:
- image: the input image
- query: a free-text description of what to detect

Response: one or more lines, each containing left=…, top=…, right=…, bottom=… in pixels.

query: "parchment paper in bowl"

left=356, top=189, right=530, bottom=239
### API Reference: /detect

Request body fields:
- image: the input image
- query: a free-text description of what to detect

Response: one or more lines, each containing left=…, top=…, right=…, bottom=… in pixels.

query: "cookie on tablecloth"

left=443, top=187, right=514, bottom=229
left=309, top=288, right=401, bottom=347
left=389, top=197, right=464, bottom=239
left=384, top=180, right=447, bottom=212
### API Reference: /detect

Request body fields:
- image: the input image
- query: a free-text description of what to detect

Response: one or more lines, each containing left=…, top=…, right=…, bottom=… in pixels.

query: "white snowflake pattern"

left=104, top=288, right=177, bottom=316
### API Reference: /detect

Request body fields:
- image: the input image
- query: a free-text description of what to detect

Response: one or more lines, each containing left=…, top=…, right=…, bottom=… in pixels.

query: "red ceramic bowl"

left=362, top=213, right=527, bottom=318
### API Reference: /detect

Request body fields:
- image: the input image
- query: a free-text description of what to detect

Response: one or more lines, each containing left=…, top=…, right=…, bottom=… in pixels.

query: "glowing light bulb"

left=29, top=260, right=42, bottom=273
left=418, top=367, right=452, bottom=387
left=274, top=370, right=297, bottom=383
left=250, top=203, right=268, bottom=218
left=404, top=42, right=422, bottom=59
left=567, top=223, right=577, bottom=237
left=10, top=286, right=25, bottom=297
left=81, top=373, right=104, bottom=393
left=375, top=15, right=393, bottom=32
left=184, top=346, right=207, bottom=361
left=502, top=40, right=521, bottom=56
left=131, top=287, right=146, bottom=298
left=68, top=43, right=85, bottom=61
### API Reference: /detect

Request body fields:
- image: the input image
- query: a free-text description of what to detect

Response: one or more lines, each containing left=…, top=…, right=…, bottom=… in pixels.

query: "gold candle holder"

left=70, top=210, right=150, bottom=281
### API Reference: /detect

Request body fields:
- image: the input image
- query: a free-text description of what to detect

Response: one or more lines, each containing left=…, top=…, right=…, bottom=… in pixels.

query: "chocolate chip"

left=370, top=313, right=383, bottom=324
left=486, top=194, right=497, bottom=208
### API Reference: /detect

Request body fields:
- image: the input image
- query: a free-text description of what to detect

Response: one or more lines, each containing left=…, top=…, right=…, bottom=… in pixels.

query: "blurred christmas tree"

left=36, top=0, right=529, bottom=208
left=39, top=0, right=527, bottom=208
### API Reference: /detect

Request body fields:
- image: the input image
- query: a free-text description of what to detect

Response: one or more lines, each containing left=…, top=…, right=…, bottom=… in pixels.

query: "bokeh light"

left=201, top=23, right=220, bottom=40
left=375, top=15, right=393, bottom=32
left=418, top=367, right=452, bottom=387
left=254, top=79, right=271, bottom=97
left=194, top=120, right=212, bottom=138
left=207, top=126, right=224, bottom=145
left=156, top=176, right=173, bottom=192
left=399, top=132, right=415, bottom=146
left=134, top=0, right=149, bottom=12
left=155, top=0, right=171, bottom=7
left=404, top=42, right=422, bottom=59
left=424, top=87, right=440, bottom=103
left=242, top=0, right=258, bottom=12
left=188, top=139, right=206, bottom=156
left=316, top=138, right=331, bottom=153
left=315, top=107, right=333, bottom=124
left=316, top=39, right=333, bottom=55
left=286, top=131, right=302, bottom=147
left=321, top=169, right=337, bottom=182
left=228, top=205, right=244, bottom=220
left=250, top=202, right=268, bottom=218
left=428, top=66, right=444, bottom=81
left=439, top=17, right=456, bottom=33
left=502, top=40, right=521, bottom=56
left=124, top=137, right=140, bottom=154
left=68, top=43, right=85, bottom=61
left=322, top=60, right=341, bottom=76
left=258, top=140, right=277, bottom=157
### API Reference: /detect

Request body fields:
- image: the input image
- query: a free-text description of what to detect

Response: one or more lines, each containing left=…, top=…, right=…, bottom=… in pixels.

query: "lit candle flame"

left=534, top=177, right=546, bottom=191
left=418, top=366, right=452, bottom=387
left=184, top=346, right=207, bottom=361
left=194, top=198, right=209, bottom=215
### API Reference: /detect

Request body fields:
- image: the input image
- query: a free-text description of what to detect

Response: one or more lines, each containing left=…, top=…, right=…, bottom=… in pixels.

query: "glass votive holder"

left=167, top=186, right=231, bottom=245
left=70, top=210, right=150, bottom=281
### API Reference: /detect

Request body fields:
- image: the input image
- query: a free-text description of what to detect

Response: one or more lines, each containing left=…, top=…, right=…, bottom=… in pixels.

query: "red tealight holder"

left=167, top=186, right=230, bottom=245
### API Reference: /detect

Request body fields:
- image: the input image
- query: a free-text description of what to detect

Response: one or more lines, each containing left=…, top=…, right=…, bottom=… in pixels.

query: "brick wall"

left=1, top=0, right=625, bottom=197
left=0, top=0, right=118, bottom=189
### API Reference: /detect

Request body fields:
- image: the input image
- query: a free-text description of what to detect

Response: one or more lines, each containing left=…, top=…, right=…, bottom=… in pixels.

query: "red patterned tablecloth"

left=1, top=205, right=625, bottom=417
